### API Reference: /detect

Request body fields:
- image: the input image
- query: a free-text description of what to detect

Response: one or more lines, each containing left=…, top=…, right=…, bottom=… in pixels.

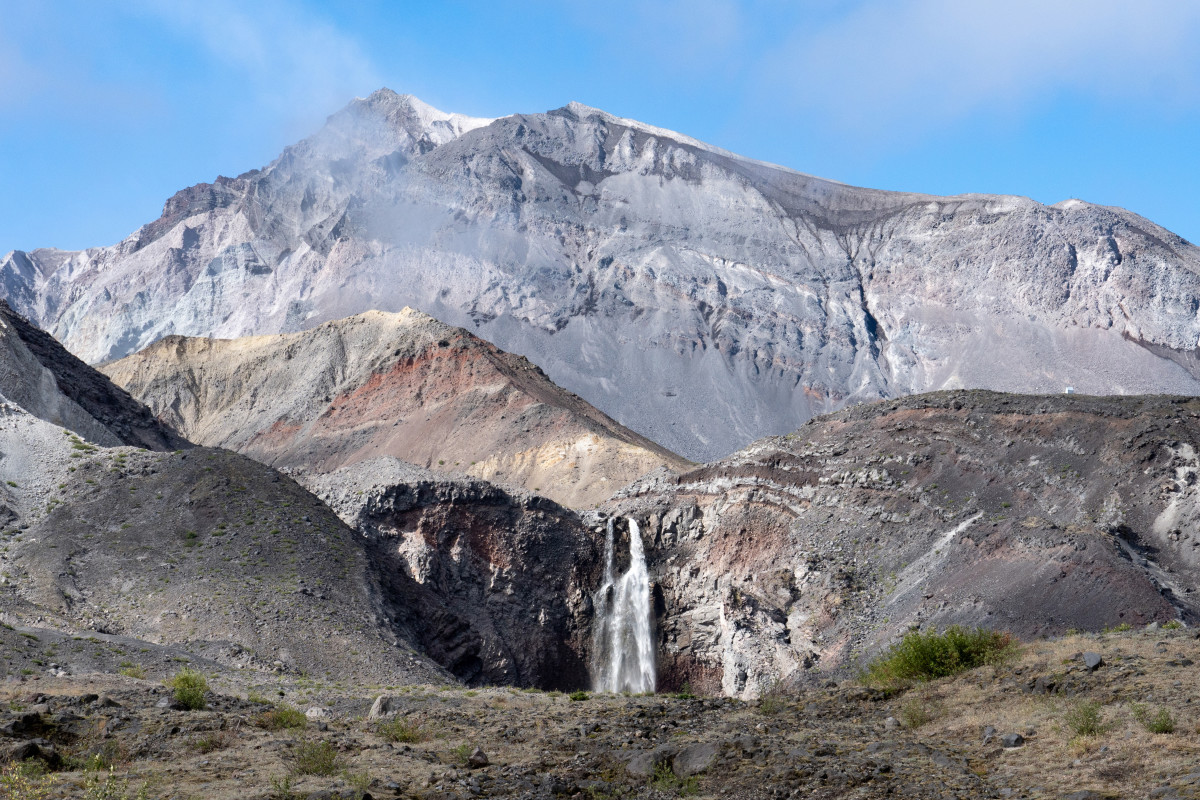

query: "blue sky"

left=2, top=0, right=1199, bottom=255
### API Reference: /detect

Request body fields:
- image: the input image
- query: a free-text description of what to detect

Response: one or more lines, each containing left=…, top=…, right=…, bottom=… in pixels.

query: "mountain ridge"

left=5, top=90, right=1200, bottom=460
left=100, top=306, right=689, bottom=508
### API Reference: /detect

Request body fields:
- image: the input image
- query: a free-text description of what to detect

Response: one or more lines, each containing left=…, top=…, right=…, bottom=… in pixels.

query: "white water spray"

left=592, top=518, right=655, bottom=693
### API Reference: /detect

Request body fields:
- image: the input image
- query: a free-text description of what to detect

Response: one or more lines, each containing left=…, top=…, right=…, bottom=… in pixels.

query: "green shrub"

left=672, top=682, right=697, bottom=700
left=1065, top=700, right=1105, bottom=736
left=377, top=716, right=427, bottom=743
left=257, top=704, right=307, bottom=731
left=118, top=664, right=147, bottom=680
left=268, top=774, right=302, bottom=800
left=569, top=690, right=590, bottom=702
left=1, top=761, right=52, bottom=800
left=862, top=626, right=1018, bottom=689
left=649, top=762, right=698, bottom=795
left=81, top=767, right=149, bottom=800
left=1132, top=703, right=1175, bottom=734
left=291, top=739, right=343, bottom=776
left=168, top=667, right=209, bottom=710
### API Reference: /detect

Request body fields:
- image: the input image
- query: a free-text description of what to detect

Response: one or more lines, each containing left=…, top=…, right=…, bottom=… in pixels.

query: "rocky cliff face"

left=605, top=391, right=1200, bottom=698
left=303, top=458, right=600, bottom=688
left=101, top=308, right=688, bottom=508
left=0, top=305, right=594, bottom=689
left=6, top=90, right=1200, bottom=460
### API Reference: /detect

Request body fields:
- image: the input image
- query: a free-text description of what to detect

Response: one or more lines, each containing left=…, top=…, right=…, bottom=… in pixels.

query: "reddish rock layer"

left=101, top=308, right=688, bottom=508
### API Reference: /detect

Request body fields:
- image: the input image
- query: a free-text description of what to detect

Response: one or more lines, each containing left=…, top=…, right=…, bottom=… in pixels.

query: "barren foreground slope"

left=1, top=627, right=1197, bottom=799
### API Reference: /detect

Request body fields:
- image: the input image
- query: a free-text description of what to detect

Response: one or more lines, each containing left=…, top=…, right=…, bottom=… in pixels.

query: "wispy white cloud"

left=140, top=0, right=380, bottom=130
left=760, top=0, right=1200, bottom=140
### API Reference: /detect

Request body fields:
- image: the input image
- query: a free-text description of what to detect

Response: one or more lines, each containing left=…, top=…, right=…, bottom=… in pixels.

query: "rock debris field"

left=2, top=626, right=1198, bottom=799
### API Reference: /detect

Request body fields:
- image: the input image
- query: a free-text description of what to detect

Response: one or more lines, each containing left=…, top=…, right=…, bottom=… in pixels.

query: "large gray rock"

left=6, top=90, right=1200, bottom=461
left=672, top=742, right=722, bottom=777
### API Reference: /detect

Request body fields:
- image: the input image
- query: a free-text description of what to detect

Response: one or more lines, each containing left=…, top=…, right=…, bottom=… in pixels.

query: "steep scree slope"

left=101, top=308, right=687, bottom=508
left=6, top=91, right=1200, bottom=459
left=605, top=391, right=1200, bottom=698
left=0, top=300, right=186, bottom=451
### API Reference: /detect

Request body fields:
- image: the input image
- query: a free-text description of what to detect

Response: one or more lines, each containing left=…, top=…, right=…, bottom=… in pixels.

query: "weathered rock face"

left=101, top=308, right=688, bottom=508
left=605, top=391, right=1200, bottom=698
left=303, top=458, right=601, bottom=688
left=0, top=300, right=186, bottom=451
left=7, top=91, right=1200, bottom=460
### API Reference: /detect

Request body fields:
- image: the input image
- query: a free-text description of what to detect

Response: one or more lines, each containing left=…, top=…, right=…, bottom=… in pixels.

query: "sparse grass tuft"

left=118, top=663, right=146, bottom=680
left=257, top=704, right=307, bottom=731
left=650, top=762, right=699, bottom=796
left=862, top=626, right=1018, bottom=689
left=449, top=743, right=472, bottom=765
left=377, top=716, right=427, bottom=743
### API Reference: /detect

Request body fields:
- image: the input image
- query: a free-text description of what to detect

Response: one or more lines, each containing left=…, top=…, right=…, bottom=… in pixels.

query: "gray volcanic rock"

left=7, top=91, right=1200, bottom=459
left=100, top=308, right=688, bottom=508
left=604, top=391, right=1200, bottom=698
left=0, top=447, right=449, bottom=684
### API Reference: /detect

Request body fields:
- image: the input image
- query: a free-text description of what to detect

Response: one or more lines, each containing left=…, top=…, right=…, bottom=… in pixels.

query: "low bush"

left=1065, top=700, right=1105, bottom=737
left=1132, top=703, right=1175, bottom=734
left=0, top=761, right=52, bottom=800
left=256, top=704, right=307, bottom=731
left=862, top=626, right=1018, bottom=689
left=899, top=695, right=937, bottom=729
left=291, top=739, right=343, bottom=776
left=568, top=690, right=590, bottom=702
left=168, top=668, right=209, bottom=710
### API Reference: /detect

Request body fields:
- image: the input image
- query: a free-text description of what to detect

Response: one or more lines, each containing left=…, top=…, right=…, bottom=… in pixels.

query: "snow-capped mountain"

left=5, top=89, right=1200, bottom=460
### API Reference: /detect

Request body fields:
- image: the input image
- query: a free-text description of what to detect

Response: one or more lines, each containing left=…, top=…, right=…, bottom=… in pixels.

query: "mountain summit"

left=5, top=91, right=1200, bottom=459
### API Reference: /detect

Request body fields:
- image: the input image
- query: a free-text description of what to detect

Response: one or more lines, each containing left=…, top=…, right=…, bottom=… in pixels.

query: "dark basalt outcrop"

left=306, top=458, right=601, bottom=688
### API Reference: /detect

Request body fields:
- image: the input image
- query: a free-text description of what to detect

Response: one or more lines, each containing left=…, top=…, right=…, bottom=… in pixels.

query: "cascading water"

left=591, top=518, right=655, bottom=693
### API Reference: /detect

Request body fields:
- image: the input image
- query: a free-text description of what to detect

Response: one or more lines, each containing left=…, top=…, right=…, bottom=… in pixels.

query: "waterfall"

left=592, top=518, right=655, bottom=693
